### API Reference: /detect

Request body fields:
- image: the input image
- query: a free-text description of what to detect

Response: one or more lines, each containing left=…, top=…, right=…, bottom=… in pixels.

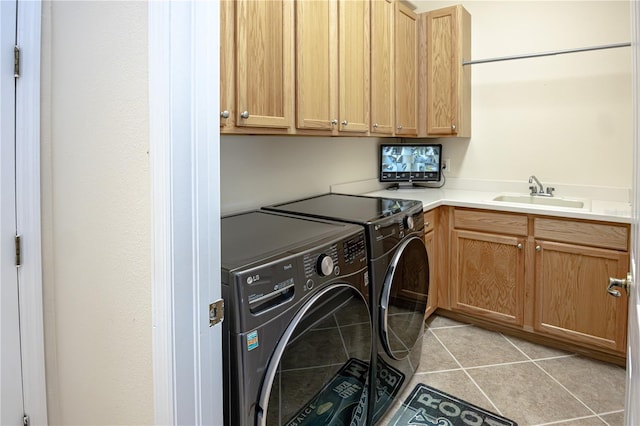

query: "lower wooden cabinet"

left=447, top=207, right=630, bottom=359
left=533, top=220, right=629, bottom=354
left=423, top=209, right=437, bottom=317
left=451, top=229, right=525, bottom=326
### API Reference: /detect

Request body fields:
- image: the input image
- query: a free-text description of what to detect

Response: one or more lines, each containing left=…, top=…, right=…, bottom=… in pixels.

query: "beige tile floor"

left=380, top=315, right=627, bottom=426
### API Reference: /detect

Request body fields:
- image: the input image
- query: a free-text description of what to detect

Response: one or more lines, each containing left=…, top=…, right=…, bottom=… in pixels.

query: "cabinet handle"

left=342, top=120, right=348, bottom=126
left=535, top=245, right=541, bottom=251
left=517, top=243, right=523, bottom=250
left=451, top=124, right=457, bottom=131
left=425, top=221, right=430, bottom=227
left=373, top=123, right=379, bottom=128
left=240, top=111, right=250, bottom=119
left=397, top=125, right=403, bottom=130
left=220, top=110, right=230, bottom=119
left=331, top=119, right=338, bottom=125
left=607, top=273, right=632, bottom=297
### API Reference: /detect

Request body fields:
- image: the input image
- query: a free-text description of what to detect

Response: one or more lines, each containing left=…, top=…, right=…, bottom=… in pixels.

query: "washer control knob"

left=404, top=215, right=415, bottom=230
left=317, top=254, right=334, bottom=277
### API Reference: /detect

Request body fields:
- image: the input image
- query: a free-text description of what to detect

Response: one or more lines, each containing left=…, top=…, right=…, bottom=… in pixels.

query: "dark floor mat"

left=284, top=357, right=405, bottom=426
left=388, top=383, right=518, bottom=426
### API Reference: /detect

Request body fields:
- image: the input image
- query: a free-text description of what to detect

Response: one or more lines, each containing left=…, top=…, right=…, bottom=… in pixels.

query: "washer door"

left=257, top=285, right=372, bottom=426
left=380, top=235, right=429, bottom=360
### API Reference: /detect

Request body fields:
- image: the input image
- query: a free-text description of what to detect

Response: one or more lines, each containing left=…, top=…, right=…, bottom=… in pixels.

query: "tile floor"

left=380, top=315, right=627, bottom=426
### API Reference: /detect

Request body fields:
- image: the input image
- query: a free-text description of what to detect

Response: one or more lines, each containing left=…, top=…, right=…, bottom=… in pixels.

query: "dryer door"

left=380, top=235, right=429, bottom=360
left=257, top=284, right=372, bottom=426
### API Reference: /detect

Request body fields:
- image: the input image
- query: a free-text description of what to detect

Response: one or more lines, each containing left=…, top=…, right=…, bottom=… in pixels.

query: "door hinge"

left=14, top=45, right=20, bottom=78
left=15, top=234, right=21, bottom=267
left=23, top=414, right=30, bottom=426
left=209, top=299, right=224, bottom=327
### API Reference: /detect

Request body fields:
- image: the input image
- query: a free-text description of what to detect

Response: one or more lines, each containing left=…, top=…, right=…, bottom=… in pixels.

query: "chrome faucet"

left=529, top=175, right=555, bottom=197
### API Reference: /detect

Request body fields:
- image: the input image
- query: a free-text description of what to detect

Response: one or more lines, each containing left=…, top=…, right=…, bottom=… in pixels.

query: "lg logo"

left=246, top=274, right=260, bottom=284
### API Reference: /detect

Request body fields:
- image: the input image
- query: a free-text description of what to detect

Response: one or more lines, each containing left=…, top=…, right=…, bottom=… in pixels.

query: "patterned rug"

left=284, top=357, right=405, bottom=426
left=388, top=383, right=518, bottom=426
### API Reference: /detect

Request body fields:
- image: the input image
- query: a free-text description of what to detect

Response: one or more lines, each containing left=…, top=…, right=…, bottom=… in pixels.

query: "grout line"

left=413, top=367, right=464, bottom=375
left=333, top=312, right=352, bottom=361
left=463, top=358, right=537, bottom=370
left=427, top=328, right=505, bottom=416
left=599, top=409, right=625, bottom=426
left=597, top=409, right=625, bottom=415
left=532, top=359, right=600, bottom=418
left=501, top=333, right=578, bottom=362
left=531, top=414, right=603, bottom=425
left=501, top=332, right=534, bottom=360
left=427, top=323, right=473, bottom=331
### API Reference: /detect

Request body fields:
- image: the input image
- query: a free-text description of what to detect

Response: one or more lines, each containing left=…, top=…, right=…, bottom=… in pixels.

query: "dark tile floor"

left=380, top=315, right=627, bottom=425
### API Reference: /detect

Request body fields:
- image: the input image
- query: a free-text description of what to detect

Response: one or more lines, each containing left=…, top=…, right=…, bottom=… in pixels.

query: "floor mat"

left=284, top=358, right=369, bottom=426
left=284, top=357, right=405, bottom=426
left=388, top=383, right=518, bottom=426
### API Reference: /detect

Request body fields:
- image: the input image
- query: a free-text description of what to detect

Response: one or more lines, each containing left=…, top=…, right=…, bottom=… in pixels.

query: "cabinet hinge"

left=209, top=299, right=224, bottom=327
left=14, top=45, right=20, bottom=78
left=15, top=234, right=21, bottom=267
left=23, top=414, right=30, bottom=426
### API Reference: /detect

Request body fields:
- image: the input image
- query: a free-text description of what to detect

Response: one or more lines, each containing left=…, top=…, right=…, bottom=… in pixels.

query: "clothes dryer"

left=264, top=194, right=430, bottom=424
left=222, top=211, right=372, bottom=426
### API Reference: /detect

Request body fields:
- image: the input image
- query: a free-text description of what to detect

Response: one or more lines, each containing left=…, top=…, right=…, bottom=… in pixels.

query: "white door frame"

left=148, top=1, right=221, bottom=424
left=626, top=1, right=640, bottom=425
left=1, top=0, right=24, bottom=422
left=1, top=0, right=47, bottom=424
left=15, top=1, right=47, bottom=424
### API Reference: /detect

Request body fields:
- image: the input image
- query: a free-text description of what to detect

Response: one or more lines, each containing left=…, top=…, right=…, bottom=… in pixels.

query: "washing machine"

left=264, top=194, right=430, bottom=424
left=221, top=210, right=373, bottom=426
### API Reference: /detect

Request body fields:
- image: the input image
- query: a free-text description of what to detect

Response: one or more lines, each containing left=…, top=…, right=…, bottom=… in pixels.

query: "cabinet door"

left=338, top=0, right=369, bottom=133
left=295, top=0, right=336, bottom=131
left=534, top=240, right=629, bottom=353
left=426, top=6, right=456, bottom=135
left=394, top=2, right=418, bottom=136
left=220, top=0, right=234, bottom=130
left=370, top=0, right=394, bottom=135
left=426, top=5, right=470, bottom=137
left=235, top=0, right=294, bottom=129
left=451, top=230, right=525, bottom=325
left=423, top=229, right=437, bottom=318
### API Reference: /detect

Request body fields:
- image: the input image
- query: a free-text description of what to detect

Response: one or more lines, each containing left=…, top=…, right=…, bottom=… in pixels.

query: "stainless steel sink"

left=492, top=194, right=585, bottom=209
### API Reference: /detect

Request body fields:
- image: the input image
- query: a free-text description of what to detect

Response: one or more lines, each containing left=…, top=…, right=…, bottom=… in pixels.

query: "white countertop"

left=361, top=187, right=632, bottom=224
left=328, top=177, right=633, bottom=223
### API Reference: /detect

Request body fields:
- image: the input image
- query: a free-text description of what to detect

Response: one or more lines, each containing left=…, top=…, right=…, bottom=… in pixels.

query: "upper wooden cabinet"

left=234, top=0, right=294, bottom=130
left=394, top=2, right=418, bottom=136
left=221, top=1, right=472, bottom=138
left=370, top=0, right=395, bottom=135
left=295, top=0, right=369, bottom=134
left=425, top=5, right=471, bottom=137
left=338, top=0, right=370, bottom=133
left=220, top=0, right=234, bottom=130
left=295, top=1, right=333, bottom=132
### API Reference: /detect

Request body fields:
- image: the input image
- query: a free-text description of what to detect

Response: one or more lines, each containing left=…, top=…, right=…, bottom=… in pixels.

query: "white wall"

left=418, top=0, right=632, bottom=189
left=221, top=135, right=385, bottom=214
left=40, top=1, right=153, bottom=424
left=222, top=0, right=632, bottom=213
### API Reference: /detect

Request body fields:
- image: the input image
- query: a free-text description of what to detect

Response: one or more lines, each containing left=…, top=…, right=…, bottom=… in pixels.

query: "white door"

left=0, top=0, right=25, bottom=424
left=626, top=1, right=640, bottom=424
